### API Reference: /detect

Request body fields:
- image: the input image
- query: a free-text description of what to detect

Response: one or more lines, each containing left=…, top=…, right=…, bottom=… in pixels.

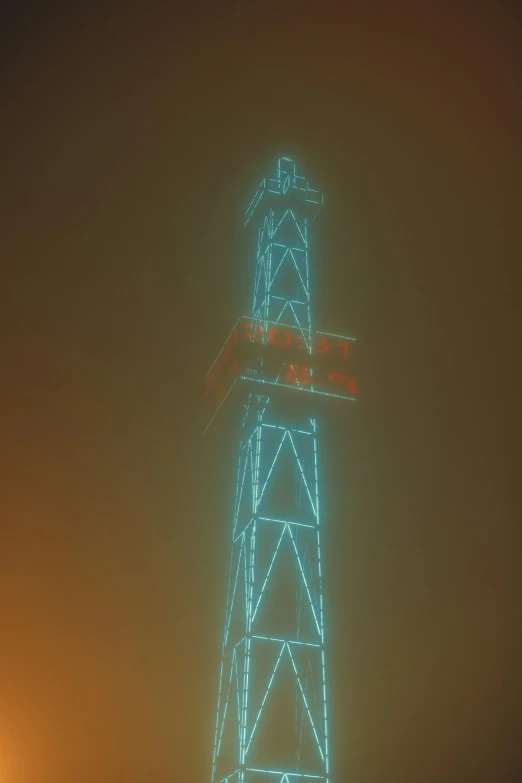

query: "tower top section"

left=244, top=155, right=324, bottom=226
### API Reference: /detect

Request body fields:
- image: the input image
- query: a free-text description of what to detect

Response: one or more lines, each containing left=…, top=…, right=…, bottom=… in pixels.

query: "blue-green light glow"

left=211, top=157, right=337, bottom=783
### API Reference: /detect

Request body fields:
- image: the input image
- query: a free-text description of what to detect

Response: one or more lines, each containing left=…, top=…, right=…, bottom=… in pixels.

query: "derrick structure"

left=210, top=157, right=343, bottom=783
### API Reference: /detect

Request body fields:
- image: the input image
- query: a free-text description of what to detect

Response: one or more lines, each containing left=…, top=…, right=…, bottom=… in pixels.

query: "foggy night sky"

left=1, top=2, right=520, bottom=782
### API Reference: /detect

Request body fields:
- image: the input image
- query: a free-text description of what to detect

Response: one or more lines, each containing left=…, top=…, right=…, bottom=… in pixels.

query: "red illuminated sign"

left=204, top=317, right=357, bottom=429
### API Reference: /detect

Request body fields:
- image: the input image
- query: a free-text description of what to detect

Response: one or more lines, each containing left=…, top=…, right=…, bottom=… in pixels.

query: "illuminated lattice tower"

left=207, top=157, right=356, bottom=783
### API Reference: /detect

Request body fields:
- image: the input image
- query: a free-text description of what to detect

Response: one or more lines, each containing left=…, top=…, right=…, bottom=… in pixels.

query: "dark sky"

left=1, top=2, right=520, bottom=782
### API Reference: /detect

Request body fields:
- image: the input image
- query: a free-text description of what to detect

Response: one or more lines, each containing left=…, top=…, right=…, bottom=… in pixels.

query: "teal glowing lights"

left=209, top=157, right=351, bottom=783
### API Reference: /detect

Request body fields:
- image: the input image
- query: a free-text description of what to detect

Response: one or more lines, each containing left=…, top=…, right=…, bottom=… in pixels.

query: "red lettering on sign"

left=205, top=361, right=220, bottom=393
left=269, top=327, right=291, bottom=346
left=328, top=372, right=357, bottom=395
left=335, top=342, right=349, bottom=358
left=313, top=336, right=329, bottom=354
left=215, top=384, right=225, bottom=408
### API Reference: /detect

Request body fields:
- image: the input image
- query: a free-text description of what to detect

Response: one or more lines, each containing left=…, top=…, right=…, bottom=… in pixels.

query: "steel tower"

left=206, top=157, right=356, bottom=783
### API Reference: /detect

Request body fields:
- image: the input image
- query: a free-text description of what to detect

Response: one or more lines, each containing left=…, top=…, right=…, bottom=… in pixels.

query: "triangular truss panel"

left=289, top=643, right=327, bottom=765
left=214, top=645, right=244, bottom=782
left=250, top=519, right=287, bottom=615
left=252, top=525, right=320, bottom=642
left=234, top=441, right=255, bottom=538
left=257, top=432, right=317, bottom=526
left=247, top=646, right=301, bottom=768
left=245, top=635, right=283, bottom=744
left=224, top=537, right=247, bottom=651
left=270, top=251, right=308, bottom=305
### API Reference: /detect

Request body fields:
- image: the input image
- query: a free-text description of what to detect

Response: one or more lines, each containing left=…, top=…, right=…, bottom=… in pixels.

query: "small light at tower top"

left=245, top=156, right=324, bottom=227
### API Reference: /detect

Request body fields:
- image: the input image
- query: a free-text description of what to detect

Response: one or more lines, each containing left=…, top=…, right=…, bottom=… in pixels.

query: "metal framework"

left=211, top=157, right=331, bottom=783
